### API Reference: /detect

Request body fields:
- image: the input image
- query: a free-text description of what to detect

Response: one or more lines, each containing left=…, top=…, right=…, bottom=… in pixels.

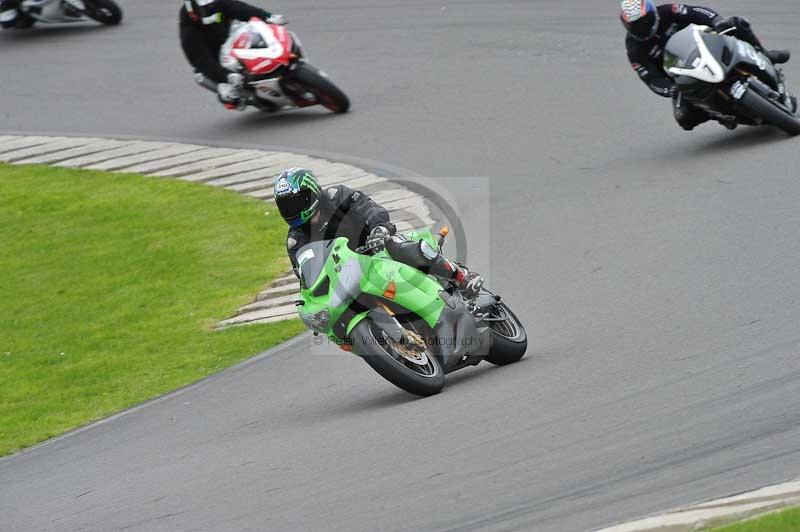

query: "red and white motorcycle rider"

left=179, top=0, right=287, bottom=110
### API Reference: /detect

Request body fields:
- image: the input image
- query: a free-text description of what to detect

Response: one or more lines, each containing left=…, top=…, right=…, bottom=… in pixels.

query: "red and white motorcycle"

left=2, top=0, right=122, bottom=29
left=198, top=17, right=349, bottom=114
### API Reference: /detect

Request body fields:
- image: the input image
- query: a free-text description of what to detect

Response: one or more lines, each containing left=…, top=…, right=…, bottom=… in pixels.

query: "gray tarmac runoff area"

left=2, top=1, right=800, bottom=531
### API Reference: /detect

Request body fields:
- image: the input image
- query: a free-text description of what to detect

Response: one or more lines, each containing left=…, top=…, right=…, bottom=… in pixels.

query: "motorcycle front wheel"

left=285, top=62, right=350, bottom=113
left=82, top=0, right=122, bottom=25
left=350, top=317, right=444, bottom=397
left=739, top=86, right=800, bottom=136
left=484, top=301, right=528, bottom=366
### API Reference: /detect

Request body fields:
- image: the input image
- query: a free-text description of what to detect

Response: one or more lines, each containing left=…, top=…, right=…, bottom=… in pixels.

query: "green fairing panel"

left=298, top=229, right=446, bottom=338
left=344, top=310, right=370, bottom=336
left=358, top=256, right=445, bottom=328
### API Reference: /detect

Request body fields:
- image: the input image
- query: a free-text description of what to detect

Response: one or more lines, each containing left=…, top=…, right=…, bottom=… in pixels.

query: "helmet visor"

left=627, top=11, right=659, bottom=40
left=277, top=189, right=314, bottom=223
left=188, top=0, right=222, bottom=24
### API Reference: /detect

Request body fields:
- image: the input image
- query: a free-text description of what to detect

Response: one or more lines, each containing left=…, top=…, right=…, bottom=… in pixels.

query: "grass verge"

left=0, top=164, right=305, bottom=456
left=709, top=506, right=800, bottom=531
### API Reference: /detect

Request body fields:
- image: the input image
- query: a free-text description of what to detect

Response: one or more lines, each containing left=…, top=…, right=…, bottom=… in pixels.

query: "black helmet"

left=184, top=0, right=223, bottom=25
left=620, top=0, right=660, bottom=41
left=273, top=168, right=322, bottom=228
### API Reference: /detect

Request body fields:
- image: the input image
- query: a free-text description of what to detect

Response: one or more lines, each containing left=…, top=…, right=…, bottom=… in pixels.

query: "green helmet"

left=274, top=167, right=322, bottom=228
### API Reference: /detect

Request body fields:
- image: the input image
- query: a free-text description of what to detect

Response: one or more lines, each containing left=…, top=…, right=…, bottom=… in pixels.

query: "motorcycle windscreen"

left=296, top=240, right=335, bottom=290
left=663, top=26, right=702, bottom=72
left=664, top=25, right=727, bottom=85
left=233, top=28, right=267, bottom=50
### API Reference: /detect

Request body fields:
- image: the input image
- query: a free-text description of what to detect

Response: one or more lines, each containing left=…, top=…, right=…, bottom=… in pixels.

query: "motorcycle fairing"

left=19, top=0, right=84, bottom=22
left=727, top=38, right=780, bottom=90
left=224, top=17, right=294, bottom=75
left=296, top=232, right=446, bottom=339
left=664, top=24, right=780, bottom=91
left=665, top=25, right=725, bottom=83
left=431, top=291, right=490, bottom=373
left=354, top=252, right=446, bottom=330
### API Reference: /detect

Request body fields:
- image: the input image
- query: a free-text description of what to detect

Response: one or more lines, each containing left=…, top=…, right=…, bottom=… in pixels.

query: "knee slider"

left=419, top=240, right=439, bottom=261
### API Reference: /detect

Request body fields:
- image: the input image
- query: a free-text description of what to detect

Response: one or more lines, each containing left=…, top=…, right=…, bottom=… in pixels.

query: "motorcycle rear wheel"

left=484, top=302, right=528, bottom=366
left=351, top=318, right=444, bottom=397
left=82, top=0, right=122, bottom=25
left=740, top=87, right=800, bottom=136
left=287, top=62, right=350, bottom=113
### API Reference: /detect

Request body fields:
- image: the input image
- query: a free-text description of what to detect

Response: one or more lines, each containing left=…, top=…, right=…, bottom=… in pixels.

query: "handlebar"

left=356, top=226, right=450, bottom=255
left=437, top=226, right=449, bottom=249
left=354, top=240, right=384, bottom=255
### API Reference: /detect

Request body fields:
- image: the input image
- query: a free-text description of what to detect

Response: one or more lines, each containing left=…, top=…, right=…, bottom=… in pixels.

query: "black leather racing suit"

left=287, top=185, right=463, bottom=283
left=626, top=4, right=767, bottom=129
left=179, top=0, right=272, bottom=84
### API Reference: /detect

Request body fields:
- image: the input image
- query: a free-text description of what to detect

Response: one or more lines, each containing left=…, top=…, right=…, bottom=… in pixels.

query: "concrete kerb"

left=596, top=479, right=800, bottom=532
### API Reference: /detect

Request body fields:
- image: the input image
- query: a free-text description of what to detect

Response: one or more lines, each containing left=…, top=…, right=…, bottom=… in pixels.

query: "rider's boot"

left=453, top=265, right=484, bottom=298
left=217, top=83, right=247, bottom=111
left=673, top=94, right=710, bottom=131
left=223, top=99, right=247, bottom=111
left=384, top=235, right=484, bottom=298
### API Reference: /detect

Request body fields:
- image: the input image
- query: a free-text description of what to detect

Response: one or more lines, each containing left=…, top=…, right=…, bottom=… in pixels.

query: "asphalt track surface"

left=2, top=1, right=800, bottom=531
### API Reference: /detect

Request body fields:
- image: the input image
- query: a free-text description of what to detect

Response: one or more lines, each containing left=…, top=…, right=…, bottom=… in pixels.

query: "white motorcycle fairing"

left=219, top=20, right=299, bottom=110
left=666, top=25, right=726, bottom=84
left=19, top=0, right=86, bottom=23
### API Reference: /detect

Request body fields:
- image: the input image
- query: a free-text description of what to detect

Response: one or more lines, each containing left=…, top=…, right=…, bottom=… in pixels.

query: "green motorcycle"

left=295, top=228, right=527, bottom=396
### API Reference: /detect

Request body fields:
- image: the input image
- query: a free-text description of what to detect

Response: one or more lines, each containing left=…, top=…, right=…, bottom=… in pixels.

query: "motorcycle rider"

left=621, top=1, right=792, bottom=130
left=0, top=0, right=85, bottom=28
left=179, top=0, right=287, bottom=110
left=274, top=167, right=485, bottom=298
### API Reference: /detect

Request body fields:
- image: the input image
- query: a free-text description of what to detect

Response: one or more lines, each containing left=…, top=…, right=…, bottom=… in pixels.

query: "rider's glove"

left=227, top=72, right=245, bottom=89
left=266, top=13, right=287, bottom=25
left=365, top=225, right=390, bottom=252
left=713, top=16, right=750, bottom=34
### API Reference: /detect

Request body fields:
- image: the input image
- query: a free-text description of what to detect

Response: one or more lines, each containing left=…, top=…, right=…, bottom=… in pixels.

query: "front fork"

left=279, top=61, right=324, bottom=108
left=732, top=75, right=794, bottom=113
left=774, top=69, right=797, bottom=112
